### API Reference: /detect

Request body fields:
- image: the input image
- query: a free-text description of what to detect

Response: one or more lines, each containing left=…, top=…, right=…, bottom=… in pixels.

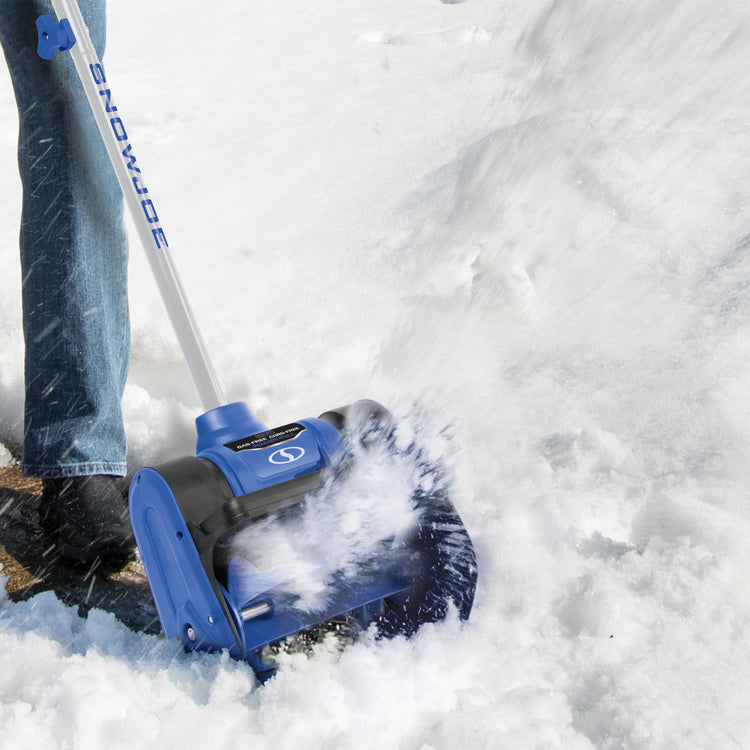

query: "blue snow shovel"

left=37, top=1, right=477, bottom=680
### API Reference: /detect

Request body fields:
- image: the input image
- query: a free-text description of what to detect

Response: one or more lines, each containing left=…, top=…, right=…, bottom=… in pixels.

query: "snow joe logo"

left=88, top=63, right=168, bottom=251
left=268, top=446, right=306, bottom=464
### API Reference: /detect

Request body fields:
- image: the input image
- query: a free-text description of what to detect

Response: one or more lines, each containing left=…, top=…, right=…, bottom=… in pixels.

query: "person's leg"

left=0, top=0, right=129, bottom=478
left=0, top=0, right=133, bottom=560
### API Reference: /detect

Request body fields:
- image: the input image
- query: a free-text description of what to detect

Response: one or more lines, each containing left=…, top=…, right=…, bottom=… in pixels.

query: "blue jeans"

left=0, top=0, right=129, bottom=478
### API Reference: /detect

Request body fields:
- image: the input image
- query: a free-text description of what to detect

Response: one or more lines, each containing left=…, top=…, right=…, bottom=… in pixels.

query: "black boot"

left=40, top=475, right=136, bottom=563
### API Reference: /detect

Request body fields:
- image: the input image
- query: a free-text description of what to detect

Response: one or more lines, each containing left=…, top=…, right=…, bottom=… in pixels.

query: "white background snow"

left=1, top=0, right=750, bottom=747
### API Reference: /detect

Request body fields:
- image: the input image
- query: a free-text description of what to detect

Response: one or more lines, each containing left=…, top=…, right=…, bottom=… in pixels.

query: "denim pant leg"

left=0, top=0, right=130, bottom=478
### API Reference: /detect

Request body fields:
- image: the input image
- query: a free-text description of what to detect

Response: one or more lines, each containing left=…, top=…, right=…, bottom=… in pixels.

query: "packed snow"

left=1, top=0, right=750, bottom=746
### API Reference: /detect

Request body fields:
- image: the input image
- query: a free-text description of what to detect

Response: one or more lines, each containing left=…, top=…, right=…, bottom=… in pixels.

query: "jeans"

left=0, top=0, right=129, bottom=478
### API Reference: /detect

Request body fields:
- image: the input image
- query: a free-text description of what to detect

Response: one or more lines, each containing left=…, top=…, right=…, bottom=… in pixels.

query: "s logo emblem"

left=268, top=446, right=306, bottom=464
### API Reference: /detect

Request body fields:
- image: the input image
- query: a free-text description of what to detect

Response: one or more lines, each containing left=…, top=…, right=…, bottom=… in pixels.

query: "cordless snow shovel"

left=38, top=1, right=477, bottom=679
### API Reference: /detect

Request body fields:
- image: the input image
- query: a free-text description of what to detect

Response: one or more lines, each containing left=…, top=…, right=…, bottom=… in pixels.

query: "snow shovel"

left=37, top=1, right=477, bottom=679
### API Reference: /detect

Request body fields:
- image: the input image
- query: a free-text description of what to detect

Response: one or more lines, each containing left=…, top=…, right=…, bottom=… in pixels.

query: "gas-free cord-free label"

left=224, top=423, right=306, bottom=452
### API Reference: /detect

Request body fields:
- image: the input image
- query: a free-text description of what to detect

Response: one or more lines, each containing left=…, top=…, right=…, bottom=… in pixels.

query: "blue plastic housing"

left=129, top=400, right=413, bottom=676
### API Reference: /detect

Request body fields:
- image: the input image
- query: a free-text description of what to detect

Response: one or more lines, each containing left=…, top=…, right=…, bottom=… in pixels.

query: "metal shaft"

left=52, top=0, right=226, bottom=412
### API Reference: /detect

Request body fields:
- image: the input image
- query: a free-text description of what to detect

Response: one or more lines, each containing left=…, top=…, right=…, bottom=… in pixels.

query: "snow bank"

left=1, top=0, right=750, bottom=746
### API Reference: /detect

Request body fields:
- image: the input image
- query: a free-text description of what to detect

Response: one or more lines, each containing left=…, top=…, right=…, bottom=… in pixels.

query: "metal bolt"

left=241, top=601, right=272, bottom=621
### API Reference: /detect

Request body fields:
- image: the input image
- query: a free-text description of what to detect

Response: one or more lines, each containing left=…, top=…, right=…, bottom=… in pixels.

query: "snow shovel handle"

left=49, top=0, right=226, bottom=412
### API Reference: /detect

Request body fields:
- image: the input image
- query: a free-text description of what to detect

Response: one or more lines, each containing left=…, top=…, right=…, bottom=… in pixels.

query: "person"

left=0, top=0, right=134, bottom=562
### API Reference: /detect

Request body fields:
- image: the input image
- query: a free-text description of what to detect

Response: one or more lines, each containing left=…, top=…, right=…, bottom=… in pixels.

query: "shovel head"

left=129, top=400, right=477, bottom=678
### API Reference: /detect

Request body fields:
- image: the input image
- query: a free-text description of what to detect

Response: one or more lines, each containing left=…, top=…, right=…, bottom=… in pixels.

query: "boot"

left=40, top=475, right=136, bottom=563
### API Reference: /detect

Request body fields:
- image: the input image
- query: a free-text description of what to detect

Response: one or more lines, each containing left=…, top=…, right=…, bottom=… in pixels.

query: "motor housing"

left=129, top=400, right=477, bottom=678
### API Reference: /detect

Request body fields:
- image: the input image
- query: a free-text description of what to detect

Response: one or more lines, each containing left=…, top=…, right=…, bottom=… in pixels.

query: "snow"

left=1, top=0, right=750, bottom=746
left=228, top=432, right=423, bottom=613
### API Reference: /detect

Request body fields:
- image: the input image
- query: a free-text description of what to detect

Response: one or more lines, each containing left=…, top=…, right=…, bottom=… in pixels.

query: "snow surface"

left=1, top=0, right=750, bottom=746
